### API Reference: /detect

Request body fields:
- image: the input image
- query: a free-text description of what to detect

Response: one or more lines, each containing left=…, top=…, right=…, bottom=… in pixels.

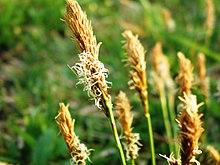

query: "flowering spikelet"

left=177, top=93, right=204, bottom=165
left=65, top=0, right=111, bottom=116
left=159, top=153, right=181, bottom=165
left=65, top=0, right=100, bottom=58
left=55, top=103, right=91, bottom=165
left=205, top=146, right=220, bottom=165
left=115, top=91, right=142, bottom=160
left=151, top=42, right=175, bottom=91
left=72, top=51, right=111, bottom=115
left=176, top=52, right=194, bottom=97
left=198, top=53, right=209, bottom=101
left=161, top=8, right=176, bottom=32
left=205, top=0, right=215, bottom=38
left=122, top=30, right=148, bottom=113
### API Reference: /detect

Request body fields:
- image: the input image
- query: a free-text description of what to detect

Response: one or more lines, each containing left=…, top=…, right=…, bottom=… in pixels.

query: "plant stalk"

left=131, top=159, right=135, bottom=165
left=145, top=112, right=156, bottom=165
left=104, top=95, right=127, bottom=165
left=159, top=87, right=174, bottom=153
left=142, top=95, right=156, bottom=165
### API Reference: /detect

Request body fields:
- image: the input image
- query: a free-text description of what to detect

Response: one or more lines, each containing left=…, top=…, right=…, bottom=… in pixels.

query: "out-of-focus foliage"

left=0, top=0, right=219, bottom=164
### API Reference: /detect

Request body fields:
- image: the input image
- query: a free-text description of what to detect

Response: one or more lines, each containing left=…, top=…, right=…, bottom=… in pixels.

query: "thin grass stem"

left=167, top=90, right=179, bottom=156
left=131, top=159, right=135, bottom=165
left=103, top=93, right=127, bottom=165
left=145, top=113, right=156, bottom=165
left=159, top=87, right=174, bottom=153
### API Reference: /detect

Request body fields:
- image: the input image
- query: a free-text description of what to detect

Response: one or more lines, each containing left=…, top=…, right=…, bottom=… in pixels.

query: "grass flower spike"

left=65, top=0, right=100, bottom=58
left=115, top=91, right=142, bottom=161
left=198, top=53, right=209, bottom=102
left=65, top=0, right=110, bottom=116
left=122, top=30, right=156, bottom=165
left=177, top=93, right=204, bottom=165
left=122, top=30, right=148, bottom=113
left=176, top=52, right=194, bottom=96
left=64, top=1, right=126, bottom=164
left=72, top=51, right=111, bottom=116
left=55, top=103, right=91, bottom=165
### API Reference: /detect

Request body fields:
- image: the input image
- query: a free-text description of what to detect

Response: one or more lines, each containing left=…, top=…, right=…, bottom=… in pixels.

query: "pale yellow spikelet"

left=122, top=30, right=148, bottom=113
left=205, top=0, right=215, bottom=37
left=161, top=8, right=176, bottom=32
left=55, top=103, right=91, bottom=165
left=115, top=91, right=142, bottom=160
left=151, top=42, right=175, bottom=90
left=198, top=53, right=209, bottom=101
left=65, top=0, right=100, bottom=58
left=176, top=52, right=194, bottom=96
left=206, top=145, right=220, bottom=165
left=177, top=93, right=204, bottom=165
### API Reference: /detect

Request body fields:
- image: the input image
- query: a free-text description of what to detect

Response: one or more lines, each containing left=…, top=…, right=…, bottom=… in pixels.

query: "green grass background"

left=0, top=0, right=219, bottom=164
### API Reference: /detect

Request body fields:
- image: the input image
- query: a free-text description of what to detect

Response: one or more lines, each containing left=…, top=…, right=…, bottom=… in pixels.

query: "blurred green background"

left=0, top=0, right=219, bottom=164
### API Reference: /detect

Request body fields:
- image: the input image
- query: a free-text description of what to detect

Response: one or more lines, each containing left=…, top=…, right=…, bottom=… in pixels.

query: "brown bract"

left=122, top=30, right=148, bottom=113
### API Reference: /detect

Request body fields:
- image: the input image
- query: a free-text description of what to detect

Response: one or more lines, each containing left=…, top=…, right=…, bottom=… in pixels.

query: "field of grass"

left=0, top=0, right=220, bottom=164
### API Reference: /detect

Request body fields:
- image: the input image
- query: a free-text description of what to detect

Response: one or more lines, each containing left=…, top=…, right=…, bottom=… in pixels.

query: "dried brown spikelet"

left=177, top=93, right=204, bottom=165
left=55, top=103, right=91, bottom=165
left=115, top=91, right=142, bottom=160
left=176, top=52, right=194, bottom=97
left=122, top=30, right=148, bottom=113
left=151, top=42, right=175, bottom=90
left=205, top=0, right=215, bottom=37
left=198, top=53, right=209, bottom=100
left=65, top=0, right=100, bottom=58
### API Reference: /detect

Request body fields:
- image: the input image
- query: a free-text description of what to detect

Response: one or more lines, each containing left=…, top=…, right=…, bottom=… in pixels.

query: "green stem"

left=145, top=113, right=156, bottom=165
left=168, top=89, right=179, bottom=156
left=105, top=96, right=127, bottom=165
left=159, top=87, right=174, bottom=153
left=131, top=159, right=135, bottom=165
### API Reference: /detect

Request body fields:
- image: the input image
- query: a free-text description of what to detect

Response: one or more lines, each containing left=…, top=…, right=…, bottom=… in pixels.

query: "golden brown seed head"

left=177, top=93, right=204, bottom=165
left=65, top=0, right=100, bottom=58
left=65, top=0, right=111, bottom=116
left=122, top=30, right=148, bottom=113
left=55, top=103, right=91, bottom=165
left=176, top=52, right=194, bottom=96
left=115, top=91, right=133, bottom=137
left=115, top=91, right=142, bottom=160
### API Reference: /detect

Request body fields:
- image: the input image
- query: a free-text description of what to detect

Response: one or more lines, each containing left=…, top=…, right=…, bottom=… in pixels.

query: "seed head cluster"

left=115, top=91, right=142, bottom=160
left=177, top=93, right=204, bottom=165
left=55, top=103, right=91, bottom=165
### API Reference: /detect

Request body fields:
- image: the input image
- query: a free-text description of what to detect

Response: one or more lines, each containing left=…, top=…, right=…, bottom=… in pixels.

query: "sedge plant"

left=122, top=30, right=156, bottom=165
left=64, top=0, right=126, bottom=164
left=151, top=42, right=177, bottom=154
